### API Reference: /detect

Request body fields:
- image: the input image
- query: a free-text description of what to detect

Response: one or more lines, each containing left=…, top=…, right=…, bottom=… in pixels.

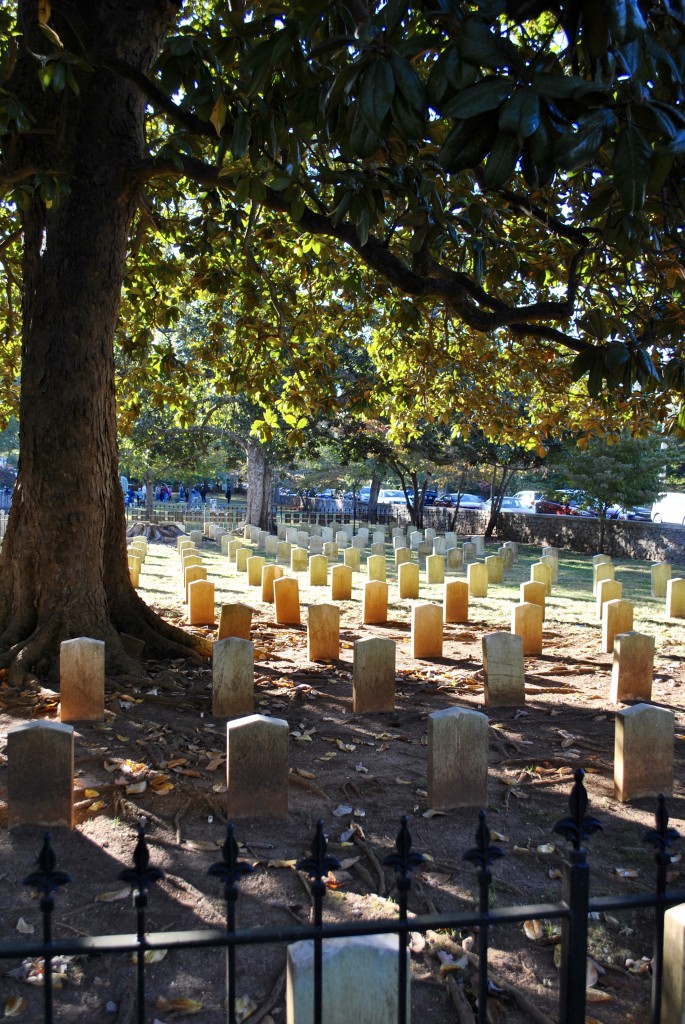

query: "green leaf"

left=442, top=77, right=512, bottom=119
left=231, top=111, right=252, bottom=159
left=359, top=59, right=395, bottom=132
left=658, top=129, right=685, bottom=156
left=458, top=19, right=519, bottom=71
left=439, top=114, right=498, bottom=172
left=571, top=347, right=599, bottom=382
left=613, top=123, right=652, bottom=212
left=498, top=88, right=540, bottom=140
left=389, top=51, right=426, bottom=113
left=483, top=131, right=520, bottom=187
left=554, top=109, right=616, bottom=170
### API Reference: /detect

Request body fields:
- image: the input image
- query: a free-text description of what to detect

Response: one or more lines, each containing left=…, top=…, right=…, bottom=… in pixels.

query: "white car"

left=377, top=488, right=408, bottom=504
left=513, top=490, right=542, bottom=509
left=651, top=492, right=685, bottom=525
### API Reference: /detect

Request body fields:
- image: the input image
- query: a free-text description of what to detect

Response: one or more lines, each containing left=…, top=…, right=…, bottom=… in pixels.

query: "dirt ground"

left=1, top=533, right=684, bottom=1024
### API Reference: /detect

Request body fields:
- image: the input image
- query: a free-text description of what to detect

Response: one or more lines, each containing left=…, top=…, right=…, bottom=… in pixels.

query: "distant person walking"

left=226, top=483, right=232, bottom=504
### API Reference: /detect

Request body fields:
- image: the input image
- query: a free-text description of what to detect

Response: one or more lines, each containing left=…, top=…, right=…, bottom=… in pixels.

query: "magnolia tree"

left=1, top=0, right=684, bottom=682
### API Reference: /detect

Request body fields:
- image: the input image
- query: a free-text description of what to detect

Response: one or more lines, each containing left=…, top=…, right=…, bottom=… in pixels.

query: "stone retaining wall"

left=407, top=507, right=685, bottom=564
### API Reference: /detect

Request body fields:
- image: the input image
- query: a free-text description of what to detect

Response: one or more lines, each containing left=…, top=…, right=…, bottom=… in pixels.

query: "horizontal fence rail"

left=1, top=771, right=682, bottom=1024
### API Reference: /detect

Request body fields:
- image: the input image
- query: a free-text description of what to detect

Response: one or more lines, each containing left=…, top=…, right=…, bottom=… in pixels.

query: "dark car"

left=435, top=492, right=485, bottom=509
left=424, top=489, right=438, bottom=506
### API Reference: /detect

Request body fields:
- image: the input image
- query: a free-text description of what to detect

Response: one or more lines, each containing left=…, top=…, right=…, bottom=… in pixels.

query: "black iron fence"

left=1, top=770, right=682, bottom=1024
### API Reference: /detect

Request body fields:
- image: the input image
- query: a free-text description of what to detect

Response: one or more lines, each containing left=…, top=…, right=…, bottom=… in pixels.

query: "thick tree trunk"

left=245, top=440, right=274, bottom=531
left=367, top=466, right=383, bottom=524
left=0, top=1, right=204, bottom=684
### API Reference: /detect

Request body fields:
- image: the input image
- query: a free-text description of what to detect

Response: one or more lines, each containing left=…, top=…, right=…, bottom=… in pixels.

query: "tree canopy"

left=0, top=0, right=684, bottom=681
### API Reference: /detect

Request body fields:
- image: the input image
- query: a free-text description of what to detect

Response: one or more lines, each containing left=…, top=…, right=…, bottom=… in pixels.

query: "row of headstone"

left=7, top=695, right=674, bottom=831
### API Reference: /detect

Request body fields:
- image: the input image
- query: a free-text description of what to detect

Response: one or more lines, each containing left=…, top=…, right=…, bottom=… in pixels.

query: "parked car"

left=435, top=493, right=485, bottom=509
left=377, top=488, right=408, bottom=504
left=424, top=489, right=438, bottom=506
left=343, top=486, right=372, bottom=503
left=651, top=492, right=685, bottom=525
left=483, top=496, right=531, bottom=513
left=315, top=488, right=338, bottom=499
left=513, top=490, right=542, bottom=509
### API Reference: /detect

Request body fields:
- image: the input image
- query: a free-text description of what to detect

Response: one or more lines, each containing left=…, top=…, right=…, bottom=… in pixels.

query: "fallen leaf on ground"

left=15, top=919, right=34, bottom=935
left=96, top=887, right=130, bottom=902
left=422, top=809, right=447, bottom=818
left=155, top=997, right=204, bottom=1015
left=3, top=995, right=28, bottom=1017
left=523, top=920, right=543, bottom=941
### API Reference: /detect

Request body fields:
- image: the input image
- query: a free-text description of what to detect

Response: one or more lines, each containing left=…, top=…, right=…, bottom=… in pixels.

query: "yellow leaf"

left=235, top=995, right=257, bottom=1022
left=132, top=948, right=167, bottom=964
left=155, top=996, right=204, bottom=1014
left=586, top=989, right=612, bottom=1003
left=295, top=769, right=316, bottom=779
left=523, top=919, right=543, bottom=941
left=37, top=0, right=50, bottom=24
left=4, top=995, right=28, bottom=1017
left=84, top=789, right=100, bottom=798
left=151, top=782, right=174, bottom=795
left=266, top=859, right=297, bottom=869
left=95, top=887, right=130, bottom=902
left=89, top=800, right=106, bottom=812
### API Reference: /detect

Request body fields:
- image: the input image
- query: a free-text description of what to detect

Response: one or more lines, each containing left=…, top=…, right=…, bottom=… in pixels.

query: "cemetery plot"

left=0, top=535, right=684, bottom=1024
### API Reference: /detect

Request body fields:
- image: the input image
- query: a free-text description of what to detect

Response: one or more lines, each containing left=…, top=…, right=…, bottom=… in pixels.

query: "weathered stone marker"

left=593, top=560, right=615, bottom=596
left=520, top=580, right=545, bottom=619
left=596, top=577, right=622, bottom=621
left=330, top=563, right=353, bottom=601
left=482, top=632, right=525, bottom=705
left=411, top=602, right=443, bottom=658
left=286, top=935, right=407, bottom=1024
left=540, top=553, right=558, bottom=584
left=428, top=707, right=488, bottom=809
left=308, top=603, right=340, bottom=661
left=398, top=561, right=419, bottom=600
left=593, top=553, right=611, bottom=566
left=511, top=602, right=543, bottom=656
left=362, top=580, right=388, bottom=624
left=60, top=637, right=105, bottom=722
left=226, top=714, right=288, bottom=818
left=343, top=547, right=361, bottom=572
left=273, top=576, right=301, bottom=624
left=8, top=721, right=74, bottom=828
left=218, top=602, right=252, bottom=640
left=602, top=598, right=634, bottom=653
left=189, top=529, right=203, bottom=547
left=471, top=535, right=485, bottom=556
left=614, top=703, right=673, bottom=802
left=531, top=561, right=552, bottom=596
left=235, top=546, right=251, bottom=573
left=184, top=564, right=207, bottom=602
left=188, top=579, right=216, bottom=625
left=447, top=546, right=463, bottom=570
left=262, top=564, right=284, bottom=603
left=309, top=553, right=328, bottom=586
left=462, top=541, right=477, bottom=564
left=444, top=580, right=468, bottom=623
left=651, top=562, right=672, bottom=599
left=662, top=905, right=685, bottom=1024
left=264, top=535, right=278, bottom=557
left=666, top=578, right=685, bottom=618
left=610, top=631, right=655, bottom=703
left=309, top=536, right=324, bottom=557
left=467, top=561, right=488, bottom=598
left=485, top=554, right=503, bottom=584
left=395, top=546, right=411, bottom=568
left=426, top=554, right=445, bottom=585
left=352, top=636, right=396, bottom=713
left=213, top=638, right=254, bottom=717
left=246, top=555, right=266, bottom=587
left=276, top=541, right=292, bottom=565
left=367, top=554, right=387, bottom=582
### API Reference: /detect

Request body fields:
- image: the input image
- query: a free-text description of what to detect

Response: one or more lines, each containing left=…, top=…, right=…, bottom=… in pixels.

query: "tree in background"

left=548, top=433, right=665, bottom=549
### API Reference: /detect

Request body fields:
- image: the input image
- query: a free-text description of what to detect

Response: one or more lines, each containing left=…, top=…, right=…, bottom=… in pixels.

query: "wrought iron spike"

left=118, top=826, right=165, bottom=888
left=552, top=768, right=602, bottom=851
left=208, top=823, right=254, bottom=886
left=383, top=816, right=425, bottom=879
left=296, top=819, right=340, bottom=880
left=463, top=809, right=504, bottom=870
left=23, top=832, right=71, bottom=896
left=644, top=794, right=681, bottom=855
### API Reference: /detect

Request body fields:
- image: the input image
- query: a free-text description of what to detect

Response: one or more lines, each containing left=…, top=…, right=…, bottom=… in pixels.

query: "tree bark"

left=0, top=1, right=205, bottom=684
left=245, top=440, right=273, bottom=531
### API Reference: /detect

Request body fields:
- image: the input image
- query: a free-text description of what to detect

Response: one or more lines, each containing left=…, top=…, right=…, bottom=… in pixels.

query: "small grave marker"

left=226, top=714, right=288, bottom=818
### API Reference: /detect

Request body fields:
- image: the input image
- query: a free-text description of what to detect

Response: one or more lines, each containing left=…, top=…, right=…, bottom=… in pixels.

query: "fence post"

left=463, top=810, right=504, bottom=1024
left=297, top=820, right=340, bottom=1024
left=23, top=833, right=71, bottom=1024
left=383, top=816, right=425, bottom=1024
left=553, top=769, right=602, bottom=1024
left=118, top=827, right=164, bottom=1024
left=208, top=824, right=254, bottom=1024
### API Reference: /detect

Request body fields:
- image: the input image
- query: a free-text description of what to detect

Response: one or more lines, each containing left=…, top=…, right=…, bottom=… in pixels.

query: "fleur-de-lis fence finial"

left=552, top=768, right=602, bottom=851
